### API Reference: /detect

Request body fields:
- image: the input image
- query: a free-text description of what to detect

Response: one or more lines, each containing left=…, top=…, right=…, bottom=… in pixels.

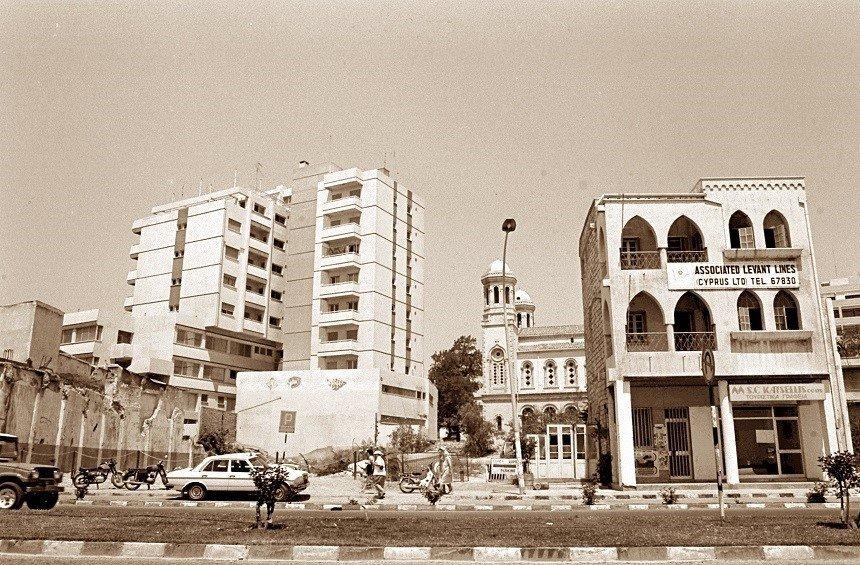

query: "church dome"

left=515, top=289, right=533, bottom=305
left=483, top=259, right=515, bottom=279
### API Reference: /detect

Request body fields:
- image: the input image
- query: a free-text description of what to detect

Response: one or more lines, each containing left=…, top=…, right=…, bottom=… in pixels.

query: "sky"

left=0, top=1, right=857, bottom=360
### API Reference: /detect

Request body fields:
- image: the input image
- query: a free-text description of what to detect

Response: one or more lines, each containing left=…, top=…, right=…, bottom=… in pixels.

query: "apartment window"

left=346, top=359, right=357, bottom=369
left=627, top=311, right=646, bottom=336
left=729, top=211, right=755, bottom=249
left=346, top=329, right=358, bottom=340
left=173, top=360, right=201, bottom=378
left=329, top=303, right=340, bottom=312
left=225, top=246, right=240, bottom=261
left=272, top=264, right=283, bottom=276
left=248, top=251, right=268, bottom=269
left=737, top=291, right=764, bottom=331
left=201, top=394, right=208, bottom=404
left=270, top=290, right=282, bottom=301
left=246, top=279, right=265, bottom=295
left=253, top=203, right=266, bottom=215
left=330, top=219, right=342, bottom=227
left=273, top=238, right=285, bottom=250
left=229, top=341, right=253, bottom=357
left=206, top=336, right=229, bottom=353
left=61, top=329, right=74, bottom=344
left=326, top=331, right=339, bottom=342
left=203, top=365, right=228, bottom=382
left=269, top=316, right=281, bottom=328
left=274, top=214, right=286, bottom=226
left=175, top=328, right=203, bottom=347
left=244, top=306, right=264, bottom=323
left=217, top=396, right=225, bottom=409
left=249, top=223, right=270, bottom=243
left=221, top=303, right=235, bottom=317
left=326, top=361, right=338, bottom=370
left=349, top=189, right=360, bottom=197
left=774, top=291, right=801, bottom=330
left=223, top=274, right=237, bottom=288
left=228, top=219, right=242, bottom=233
left=347, top=300, right=358, bottom=311
left=229, top=369, right=238, bottom=380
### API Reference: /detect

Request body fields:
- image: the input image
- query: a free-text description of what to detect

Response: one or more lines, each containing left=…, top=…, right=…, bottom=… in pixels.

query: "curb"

left=2, top=540, right=859, bottom=561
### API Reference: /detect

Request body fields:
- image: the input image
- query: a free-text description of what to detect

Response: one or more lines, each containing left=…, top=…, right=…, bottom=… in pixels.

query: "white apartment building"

left=821, top=274, right=860, bottom=452
left=235, top=164, right=435, bottom=458
left=579, top=177, right=850, bottom=488
left=60, top=309, right=133, bottom=368
left=125, top=186, right=289, bottom=411
left=477, top=260, right=588, bottom=479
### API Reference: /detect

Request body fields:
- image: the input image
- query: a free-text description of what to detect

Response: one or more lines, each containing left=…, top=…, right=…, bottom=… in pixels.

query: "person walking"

left=436, top=446, right=453, bottom=494
left=371, top=448, right=387, bottom=500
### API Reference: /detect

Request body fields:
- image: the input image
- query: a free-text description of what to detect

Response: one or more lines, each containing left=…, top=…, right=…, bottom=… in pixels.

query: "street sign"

left=701, top=349, right=715, bottom=385
left=279, top=410, right=296, bottom=434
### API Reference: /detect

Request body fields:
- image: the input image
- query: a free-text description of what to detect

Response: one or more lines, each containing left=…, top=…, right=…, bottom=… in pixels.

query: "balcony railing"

left=620, top=250, right=661, bottom=270
left=667, top=250, right=708, bottom=263
left=674, top=331, right=717, bottom=351
left=626, top=332, right=669, bottom=352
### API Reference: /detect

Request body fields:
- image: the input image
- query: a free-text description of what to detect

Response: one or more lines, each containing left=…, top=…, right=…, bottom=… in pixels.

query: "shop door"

left=531, top=425, right=576, bottom=479
left=664, top=408, right=692, bottom=479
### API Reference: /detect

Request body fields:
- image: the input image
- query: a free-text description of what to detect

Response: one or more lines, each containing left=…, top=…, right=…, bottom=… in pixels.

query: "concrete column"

left=659, top=247, right=668, bottom=269
left=717, top=380, right=739, bottom=485
left=26, top=387, right=44, bottom=463
left=53, top=388, right=69, bottom=467
left=96, top=412, right=106, bottom=464
left=613, top=380, right=636, bottom=487
left=75, top=412, right=87, bottom=471
left=665, top=323, right=674, bottom=351
left=822, top=381, right=839, bottom=455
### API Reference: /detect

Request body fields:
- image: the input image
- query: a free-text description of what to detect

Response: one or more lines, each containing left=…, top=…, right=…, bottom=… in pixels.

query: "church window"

left=493, top=286, right=500, bottom=304
left=544, top=360, right=557, bottom=387
left=521, top=361, right=533, bottom=388
left=565, top=359, right=577, bottom=387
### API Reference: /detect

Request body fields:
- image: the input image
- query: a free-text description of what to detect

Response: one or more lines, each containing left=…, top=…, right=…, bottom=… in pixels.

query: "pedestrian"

left=436, top=446, right=453, bottom=494
left=371, top=448, right=387, bottom=500
left=361, top=448, right=375, bottom=493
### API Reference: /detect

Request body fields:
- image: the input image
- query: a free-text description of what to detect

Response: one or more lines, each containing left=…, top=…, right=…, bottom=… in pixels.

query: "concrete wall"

left=0, top=359, right=196, bottom=472
left=0, top=302, right=63, bottom=371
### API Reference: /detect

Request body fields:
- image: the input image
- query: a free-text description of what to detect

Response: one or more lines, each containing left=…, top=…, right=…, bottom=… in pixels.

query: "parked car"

left=166, top=452, right=309, bottom=502
left=0, top=433, right=64, bottom=510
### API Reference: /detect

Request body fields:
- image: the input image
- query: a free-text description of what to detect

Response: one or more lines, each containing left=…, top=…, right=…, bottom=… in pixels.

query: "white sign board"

left=729, top=383, right=825, bottom=402
left=667, top=263, right=800, bottom=290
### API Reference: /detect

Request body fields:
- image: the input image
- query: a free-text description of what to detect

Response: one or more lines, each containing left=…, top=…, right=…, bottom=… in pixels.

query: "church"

left=476, top=260, right=589, bottom=479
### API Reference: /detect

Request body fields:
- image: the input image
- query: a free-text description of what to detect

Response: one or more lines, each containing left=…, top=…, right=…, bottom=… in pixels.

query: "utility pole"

left=501, top=218, right=525, bottom=494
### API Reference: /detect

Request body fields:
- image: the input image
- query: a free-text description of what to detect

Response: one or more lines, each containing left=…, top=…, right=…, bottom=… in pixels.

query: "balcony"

left=318, top=281, right=360, bottom=298
left=723, top=248, right=803, bottom=261
left=320, top=310, right=359, bottom=325
left=247, top=263, right=269, bottom=281
left=620, top=251, right=661, bottom=270
left=123, top=296, right=134, bottom=312
left=321, top=195, right=361, bottom=215
left=109, top=342, right=133, bottom=363
left=667, top=249, right=708, bottom=263
left=126, top=269, right=137, bottom=285
left=626, top=332, right=669, bottom=352
left=321, top=223, right=361, bottom=242
left=245, top=290, right=267, bottom=307
left=674, top=331, right=717, bottom=352
left=129, top=244, right=142, bottom=259
left=320, top=252, right=361, bottom=270
left=248, top=237, right=270, bottom=254
left=317, top=339, right=359, bottom=355
left=730, top=330, right=813, bottom=354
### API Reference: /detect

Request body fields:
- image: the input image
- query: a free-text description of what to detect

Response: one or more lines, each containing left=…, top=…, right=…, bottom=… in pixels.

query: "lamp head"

left=502, top=218, right=517, bottom=233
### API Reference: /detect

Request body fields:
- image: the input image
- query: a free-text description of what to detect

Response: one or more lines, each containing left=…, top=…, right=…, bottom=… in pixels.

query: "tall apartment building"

left=579, top=178, right=850, bottom=488
left=821, top=274, right=860, bottom=451
left=124, top=185, right=290, bottom=411
left=60, top=309, right=133, bottom=368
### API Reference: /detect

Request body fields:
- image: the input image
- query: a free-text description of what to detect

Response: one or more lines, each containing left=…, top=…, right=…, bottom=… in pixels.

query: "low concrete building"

left=60, top=308, right=134, bottom=368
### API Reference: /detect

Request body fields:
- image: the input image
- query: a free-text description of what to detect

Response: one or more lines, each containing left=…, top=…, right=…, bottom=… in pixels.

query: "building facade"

left=477, top=261, right=588, bottom=479
left=821, top=274, right=860, bottom=452
left=579, top=177, right=850, bottom=487
left=60, top=309, right=134, bottom=368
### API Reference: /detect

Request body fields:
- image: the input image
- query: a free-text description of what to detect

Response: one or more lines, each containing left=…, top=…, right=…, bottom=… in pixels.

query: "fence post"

left=352, top=451, right=357, bottom=479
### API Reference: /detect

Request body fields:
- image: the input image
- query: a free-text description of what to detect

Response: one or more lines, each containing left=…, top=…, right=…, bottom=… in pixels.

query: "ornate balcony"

left=667, top=249, right=708, bottom=263
left=620, top=250, right=661, bottom=270
left=674, top=331, right=717, bottom=352
left=626, top=332, right=669, bottom=352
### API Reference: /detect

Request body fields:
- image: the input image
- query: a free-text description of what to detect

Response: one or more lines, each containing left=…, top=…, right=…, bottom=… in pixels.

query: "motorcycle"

left=398, top=470, right=425, bottom=493
left=72, top=459, right=123, bottom=489
left=120, top=461, right=173, bottom=490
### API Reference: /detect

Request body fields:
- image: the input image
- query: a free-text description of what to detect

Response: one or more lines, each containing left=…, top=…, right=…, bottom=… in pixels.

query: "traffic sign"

left=701, top=348, right=715, bottom=385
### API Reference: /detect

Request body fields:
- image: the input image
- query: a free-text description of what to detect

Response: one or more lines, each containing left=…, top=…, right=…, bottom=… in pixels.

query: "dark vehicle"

left=72, top=459, right=122, bottom=489
left=120, top=460, right=172, bottom=490
left=0, top=433, right=64, bottom=510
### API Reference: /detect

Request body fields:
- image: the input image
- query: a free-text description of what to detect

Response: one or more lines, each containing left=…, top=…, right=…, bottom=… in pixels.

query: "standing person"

left=361, top=449, right=375, bottom=494
left=437, top=446, right=453, bottom=494
left=371, top=448, right=387, bottom=500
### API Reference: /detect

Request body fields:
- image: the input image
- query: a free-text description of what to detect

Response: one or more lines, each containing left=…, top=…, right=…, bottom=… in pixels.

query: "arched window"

left=667, top=216, right=706, bottom=262
left=626, top=291, right=668, bottom=351
left=565, top=359, right=578, bottom=387
left=485, top=287, right=490, bottom=305
left=774, top=291, right=801, bottom=330
left=674, top=292, right=716, bottom=351
left=521, top=406, right=535, bottom=419
left=517, top=313, right=522, bottom=327
left=495, top=415, right=503, bottom=431
left=563, top=404, right=578, bottom=418
left=729, top=211, right=755, bottom=249
left=763, top=211, right=791, bottom=248
left=544, top=405, right=557, bottom=417
left=737, top=291, right=764, bottom=331
left=620, top=216, right=659, bottom=269
left=493, top=286, right=500, bottom=304
left=521, top=361, right=533, bottom=388
left=490, top=347, right=507, bottom=387
left=544, top=360, right=557, bottom=387
left=505, top=286, right=511, bottom=304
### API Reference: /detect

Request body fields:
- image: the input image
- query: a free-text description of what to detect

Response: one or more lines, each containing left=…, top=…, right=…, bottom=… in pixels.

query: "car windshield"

left=249, top=453, right=272, bottom=468
left=0, top=438, right=18, bottom=461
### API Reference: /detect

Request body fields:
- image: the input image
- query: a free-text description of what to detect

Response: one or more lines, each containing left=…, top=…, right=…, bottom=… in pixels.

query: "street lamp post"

left=501, top=218, right=525, bottom=494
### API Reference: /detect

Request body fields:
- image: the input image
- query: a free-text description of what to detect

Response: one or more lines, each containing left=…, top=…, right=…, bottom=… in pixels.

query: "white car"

left=166, top=452, right=309, bottom=502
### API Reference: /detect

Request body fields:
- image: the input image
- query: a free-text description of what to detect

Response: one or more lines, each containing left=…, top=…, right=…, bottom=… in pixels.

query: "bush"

left=806, top=482, right=828, bottom=503
left=389, top=425, right=434, bottom=454
left=582, top=474, right=599, bottom=505
left=660, top=486, right=678, bottom=505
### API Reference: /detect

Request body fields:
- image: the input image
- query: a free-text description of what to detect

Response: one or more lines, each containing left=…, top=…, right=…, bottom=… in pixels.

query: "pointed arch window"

left=774, top=291, right=801, bottom=330
left=544, top=360, right=557, bottom=388
left=729, top=211, right=755, bottom=249
left=737, top=291, right=764, bottom=331
left=521, top=361, right=533, bottom=388
left=565, top=359, right=578, bottom=387
left=764, top=211, right=791, bottom=248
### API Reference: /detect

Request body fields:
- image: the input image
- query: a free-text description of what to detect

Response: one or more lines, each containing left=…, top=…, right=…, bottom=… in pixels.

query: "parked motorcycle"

left=72, top=459, right=123, bottom=489
left=398, top=470, right=425, bottom=493
left=120, top=461, right=173, bottom=490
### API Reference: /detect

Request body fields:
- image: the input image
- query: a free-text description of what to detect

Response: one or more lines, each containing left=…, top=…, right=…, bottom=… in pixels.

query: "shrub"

left=389, top=425, right=434, bottom=454
left=582, top=474, right=599, bottom=505
left=818, top=451, right=860, bottom=528
left=806, top=482, right=828, bottom=503
left=660, top=486, right=678, bottom=505
left=459, top=403, right=494, bottom=457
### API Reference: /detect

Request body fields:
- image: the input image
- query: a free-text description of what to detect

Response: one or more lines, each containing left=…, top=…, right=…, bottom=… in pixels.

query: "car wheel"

left=186, top=484, right=206, bottom=501
left=25, top=492, right=59, bottom=510
left=273, top=484, right=294, bottom=503
left=0, top=482, right=24, bottom=510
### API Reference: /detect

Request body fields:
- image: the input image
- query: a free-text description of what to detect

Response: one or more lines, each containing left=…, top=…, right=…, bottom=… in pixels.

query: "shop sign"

left=729, top=383, right=825, bottom=402
left=667, top=263, right=800, bottom=290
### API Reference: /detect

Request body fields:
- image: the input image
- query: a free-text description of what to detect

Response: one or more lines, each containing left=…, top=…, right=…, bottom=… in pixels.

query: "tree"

left=429, top=336, right=482, bottom=439
left=819, top=451, right=860, bottom=528
left=459, top=403, right=494, bottom=457
left=507, top=409, right=586, bottom=463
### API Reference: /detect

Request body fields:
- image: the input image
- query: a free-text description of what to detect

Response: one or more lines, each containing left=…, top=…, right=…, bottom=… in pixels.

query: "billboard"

left=667, top=262, right=800, bottom=291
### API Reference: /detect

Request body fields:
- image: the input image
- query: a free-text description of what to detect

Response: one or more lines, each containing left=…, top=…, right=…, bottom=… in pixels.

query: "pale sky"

left=1, top=1, right=857, bottom=360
